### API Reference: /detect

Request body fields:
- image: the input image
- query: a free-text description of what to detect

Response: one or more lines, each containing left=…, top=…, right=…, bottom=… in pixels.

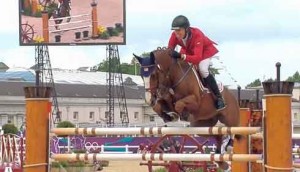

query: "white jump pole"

left=52, top=153, right=262, bottom=162
left=51, top=127, right=261, bottom=136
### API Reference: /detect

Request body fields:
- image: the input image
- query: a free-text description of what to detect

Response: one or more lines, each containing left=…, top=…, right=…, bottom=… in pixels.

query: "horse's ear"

left=133, top=53, right=142, bottom=64
left=150, top=52, right=156, bottom=64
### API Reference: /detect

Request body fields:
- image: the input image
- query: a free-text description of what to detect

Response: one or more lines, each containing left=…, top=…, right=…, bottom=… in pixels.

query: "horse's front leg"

left=174, top=94, right=198, bottom=114
left=153, top=99, right=178, bottom=122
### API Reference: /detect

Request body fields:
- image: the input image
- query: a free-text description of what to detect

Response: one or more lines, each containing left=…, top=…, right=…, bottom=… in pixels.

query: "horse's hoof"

left=226, top=145, right=233, bottom=154
left=221, top=136, right=231, bottom=154
left=166, top=111, right=179, bottom=121
left=223, top=166, right=231, bottom=172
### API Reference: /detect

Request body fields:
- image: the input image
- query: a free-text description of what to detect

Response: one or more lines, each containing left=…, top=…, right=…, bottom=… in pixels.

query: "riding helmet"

left=171, top=15, right=190, bottom=30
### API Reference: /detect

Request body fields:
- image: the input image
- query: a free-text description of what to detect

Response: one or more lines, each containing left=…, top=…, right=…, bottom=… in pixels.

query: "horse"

left=48, top=0, right=71, bottom=27
left=134, top=47, right=241, bottom=171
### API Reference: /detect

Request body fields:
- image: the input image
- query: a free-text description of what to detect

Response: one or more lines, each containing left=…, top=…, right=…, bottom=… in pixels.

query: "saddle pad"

left=191, top=67, right=224, bottom=93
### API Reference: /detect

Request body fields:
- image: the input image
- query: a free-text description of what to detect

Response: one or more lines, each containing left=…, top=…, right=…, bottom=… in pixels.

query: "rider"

left=168, top=15, right=226, bottom=110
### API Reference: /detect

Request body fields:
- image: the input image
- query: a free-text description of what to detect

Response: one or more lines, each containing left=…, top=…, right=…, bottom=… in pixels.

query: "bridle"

left=143, top=55, right=192, bottom=101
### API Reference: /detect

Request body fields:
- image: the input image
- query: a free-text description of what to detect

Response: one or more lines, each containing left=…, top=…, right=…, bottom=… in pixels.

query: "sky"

left=1, top=0, right=300, bottom=88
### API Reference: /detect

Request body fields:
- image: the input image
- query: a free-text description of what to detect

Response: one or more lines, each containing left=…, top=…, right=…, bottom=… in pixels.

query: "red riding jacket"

left=168, top=27, right=219, bottom=65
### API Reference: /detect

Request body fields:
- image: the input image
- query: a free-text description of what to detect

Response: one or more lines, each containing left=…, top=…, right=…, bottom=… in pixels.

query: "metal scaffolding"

left=105, top=45, right=129, bottom=127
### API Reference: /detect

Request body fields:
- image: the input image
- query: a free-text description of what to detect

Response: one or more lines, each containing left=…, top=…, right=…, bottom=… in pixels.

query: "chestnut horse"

left=48, top=0, right=71, bottom=26
left=134, top=48, right=240, bottom=170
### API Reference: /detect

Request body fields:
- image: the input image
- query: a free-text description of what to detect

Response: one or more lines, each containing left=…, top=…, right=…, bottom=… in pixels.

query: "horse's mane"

left=151, top=47, right=171, bottom=60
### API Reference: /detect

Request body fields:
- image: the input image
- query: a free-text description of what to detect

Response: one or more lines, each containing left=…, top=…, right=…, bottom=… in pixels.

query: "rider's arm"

left=168, top=32, right=178, bottom=50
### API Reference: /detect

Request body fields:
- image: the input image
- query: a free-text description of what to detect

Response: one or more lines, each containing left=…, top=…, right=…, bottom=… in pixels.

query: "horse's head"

left=133, top=53, right=158, bottom=105
left=134, top=48, right=176, bottom=105
left=134, top=48, right=174, bottom=105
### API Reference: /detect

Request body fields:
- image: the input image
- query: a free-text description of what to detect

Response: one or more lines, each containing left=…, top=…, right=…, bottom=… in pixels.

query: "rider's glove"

left=171, top=50, right=181, bottom=59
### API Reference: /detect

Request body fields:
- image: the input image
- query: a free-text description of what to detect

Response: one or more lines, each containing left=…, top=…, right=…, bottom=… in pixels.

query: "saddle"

left=192, top=65, right=224, bottom=93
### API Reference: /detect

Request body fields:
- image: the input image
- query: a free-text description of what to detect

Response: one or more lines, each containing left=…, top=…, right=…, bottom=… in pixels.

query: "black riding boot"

left=204, top=74, right=226, bottom=110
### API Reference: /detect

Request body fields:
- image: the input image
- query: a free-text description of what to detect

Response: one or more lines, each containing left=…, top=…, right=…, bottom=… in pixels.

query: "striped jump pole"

left=52, top=153, right=262, bottom=162
left=23, top=87, right=52, bottom=172
left=51, top=126, right=261, bottom=136
left=262, top=62, right=294, bottom=172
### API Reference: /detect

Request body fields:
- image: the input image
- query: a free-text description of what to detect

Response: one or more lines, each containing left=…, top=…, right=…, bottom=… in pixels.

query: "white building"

left=0, top=68, right=299, bottom=132
left=0, top=68, right=167, bottom=128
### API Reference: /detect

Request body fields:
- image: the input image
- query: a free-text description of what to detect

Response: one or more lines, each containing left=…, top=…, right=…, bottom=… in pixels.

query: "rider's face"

left=174, top=28, right=186, bottom=39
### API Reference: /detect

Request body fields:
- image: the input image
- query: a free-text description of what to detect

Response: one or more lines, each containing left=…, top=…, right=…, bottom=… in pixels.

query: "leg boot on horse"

left=204, top=74, right=226, bottom=110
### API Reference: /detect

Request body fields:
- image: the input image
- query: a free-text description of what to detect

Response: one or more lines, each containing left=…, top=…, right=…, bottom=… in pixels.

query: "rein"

left=171, top=63, right=193, bottom=89
left=159, top=60, right=193, bottom=90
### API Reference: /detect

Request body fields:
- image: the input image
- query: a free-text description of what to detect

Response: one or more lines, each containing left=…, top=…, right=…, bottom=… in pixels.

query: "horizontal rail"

left=52, top=153, right=262, bottom=162
left=51, top=127, right=261, bottom=136
left=49, top=25, right=92, bottom=33
left=49, top=13, right=90, bottom=21
left=49, top=19, right=92, bottom=27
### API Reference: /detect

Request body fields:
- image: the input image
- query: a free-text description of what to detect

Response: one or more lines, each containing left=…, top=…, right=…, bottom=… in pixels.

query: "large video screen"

left=19, top=0, right=125, bottom=45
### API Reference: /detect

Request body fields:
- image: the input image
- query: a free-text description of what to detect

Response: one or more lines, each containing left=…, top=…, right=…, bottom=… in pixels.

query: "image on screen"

left=19, top=0, right=125, bottom=46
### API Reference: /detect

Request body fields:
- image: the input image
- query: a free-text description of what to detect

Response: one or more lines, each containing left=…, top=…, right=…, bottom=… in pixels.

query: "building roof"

left=0, top=68, right=35, bottom=82
left=51, top=69, right=144, bottom=86
left=0, top=62, right=9, bottom=71
left=0, top=81, right=145, bottom=99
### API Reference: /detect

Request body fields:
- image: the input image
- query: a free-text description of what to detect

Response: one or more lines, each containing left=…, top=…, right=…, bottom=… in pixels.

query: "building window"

left=120, top=111, right=125, bottom=119
left=294, top=113, right=300, bottom=121
left=150, top=116, right=155, bottom=122
left=89, top=112, right=95, bottom=121
left=58, top=111, right=62, bottom=118
left=0, top=115, right=7, bottom=126
left=134, top=112, right=139, bottom=120
left=8, top=115, right=14, bottom=124
left=105, top=111, right=109, bottom=119
left=73, top=112, right=78, bottom=120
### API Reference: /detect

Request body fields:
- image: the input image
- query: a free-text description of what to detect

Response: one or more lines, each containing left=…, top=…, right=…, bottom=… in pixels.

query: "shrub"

left=154, top=168, right=167, bottom=172
left=51, top=161, right=69, bottom=168
left=57, top=121, right=75, bottom=128
left=110, top=28, right=119, bottom=36
left=99, top=31, right=110, bottom=40
left=2, top=123, right=18, bottom=134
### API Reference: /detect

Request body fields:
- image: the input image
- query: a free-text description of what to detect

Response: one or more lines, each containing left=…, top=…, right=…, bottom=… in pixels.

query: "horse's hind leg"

left=214, top=135, right=231, bottom=171
left=191, top=119, right=231, bottom=171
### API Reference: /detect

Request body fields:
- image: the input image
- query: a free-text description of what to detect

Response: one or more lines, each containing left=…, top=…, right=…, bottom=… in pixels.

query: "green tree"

left=2, top=123, right=18, bottom=134
left=246, top=79, right=262, bottom=88
left=286, top=71, right=300, bottom=82
left=95, top=53, right=147, bottom=75
left=264, top=78, right=275, bottom=82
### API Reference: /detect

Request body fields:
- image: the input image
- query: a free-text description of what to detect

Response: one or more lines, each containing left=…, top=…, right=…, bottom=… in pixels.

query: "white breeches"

left=198, top=58, right=211, bottom=78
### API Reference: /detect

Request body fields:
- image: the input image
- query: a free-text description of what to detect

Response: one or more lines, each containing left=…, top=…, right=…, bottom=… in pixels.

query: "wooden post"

left=250, top=110, right=263, bottom=172
left=91, top=2, right=98, bottom=38
left=232, top=101, right=250, bottom=172
left=262, top=80, right=294, bottom=172
left=23, top=87, right=52, bottom=172
left=31, top=0, right=38, bottom=16
left=42, top=11, right=49, bottom=43
left=23, top=0, right=31, bottom=10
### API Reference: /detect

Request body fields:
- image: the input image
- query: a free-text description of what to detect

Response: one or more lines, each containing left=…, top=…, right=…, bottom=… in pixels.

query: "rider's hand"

left=171, top=50, right=181, bottom=59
